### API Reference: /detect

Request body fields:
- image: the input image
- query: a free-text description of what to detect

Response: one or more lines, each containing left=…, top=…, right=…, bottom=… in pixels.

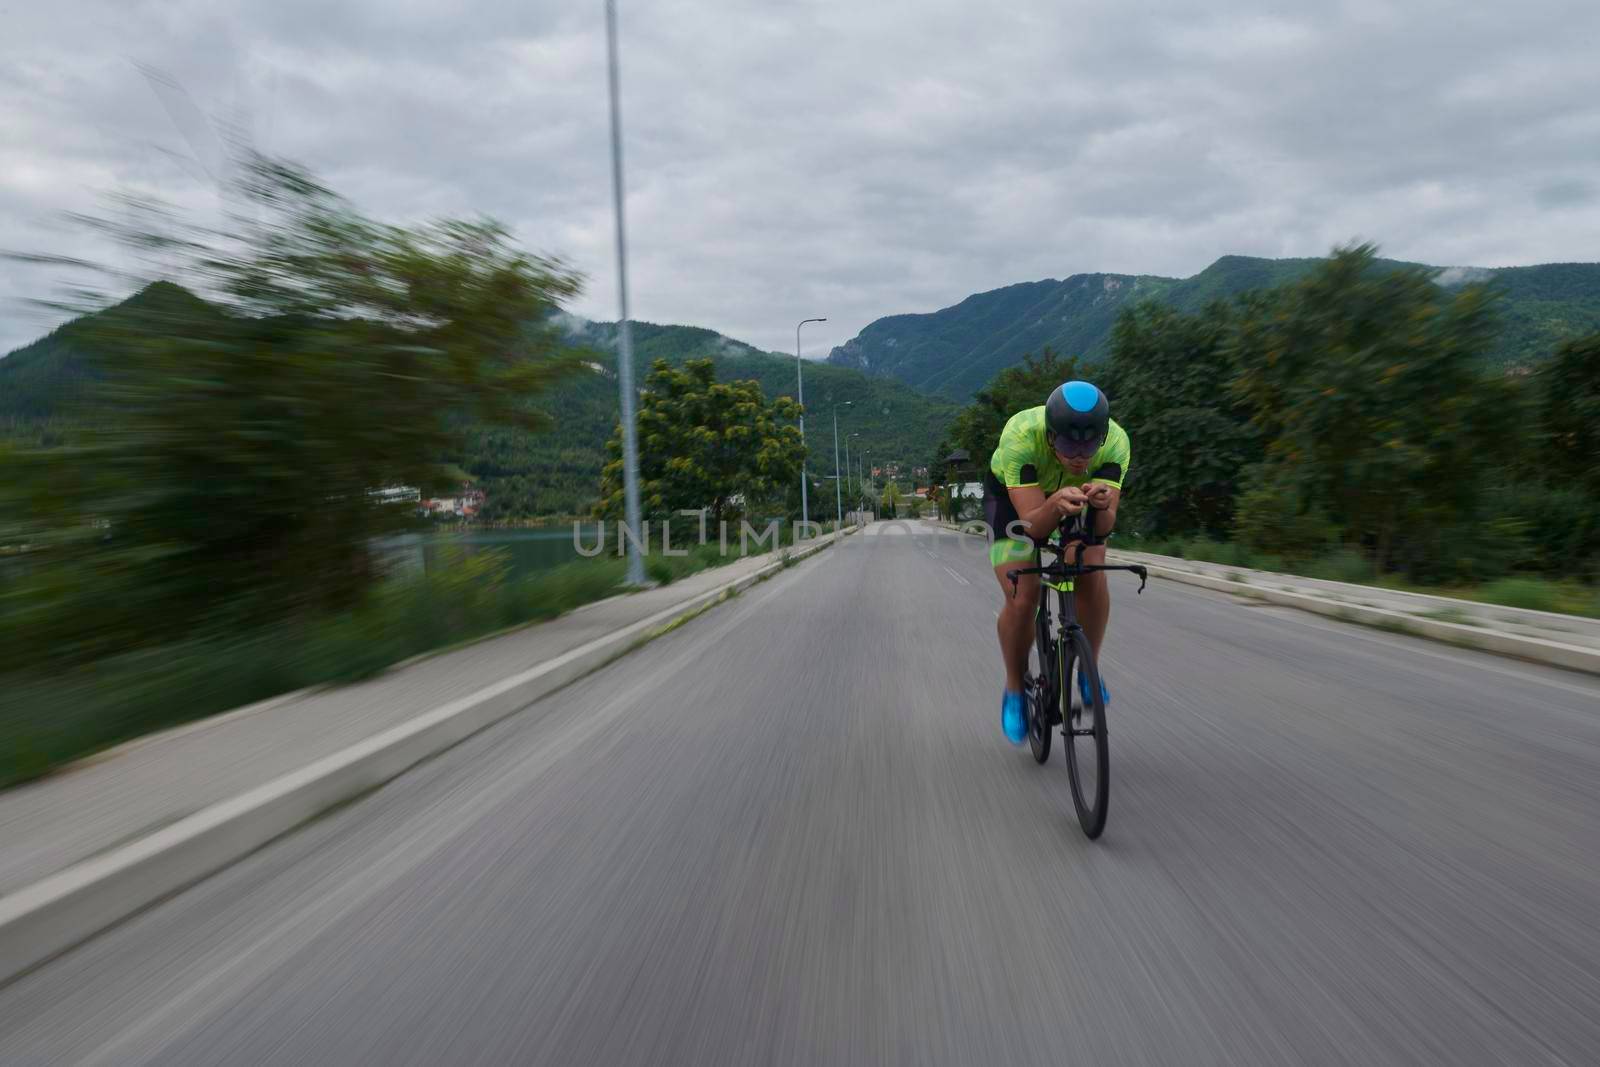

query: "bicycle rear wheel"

left=1025, top=607, right=1054, bottom=764
left=1064, top=627, right=1109, bottom=838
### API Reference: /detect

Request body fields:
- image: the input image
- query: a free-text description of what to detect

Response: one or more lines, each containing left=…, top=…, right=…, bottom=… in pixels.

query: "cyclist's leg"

left=1077, top=541, right=1110, bottom=659
left=992, top=545, right=1040, bottom=691
left=982, top=479, right=1040, bottom=693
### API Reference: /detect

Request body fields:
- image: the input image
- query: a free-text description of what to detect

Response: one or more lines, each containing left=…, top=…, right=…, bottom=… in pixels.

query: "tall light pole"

left=853, top=437, right=864, bottom=515
left=844, top=431, right=857, bottom=518
left=605, top=0, right=644, bottom=585
left=832, top=400, right=851, bottom=530
left=863, top=449, right=871, bottom=518
left=845, top=430, right=856, bottom=522
left=795, top=317, right=826, bottom=527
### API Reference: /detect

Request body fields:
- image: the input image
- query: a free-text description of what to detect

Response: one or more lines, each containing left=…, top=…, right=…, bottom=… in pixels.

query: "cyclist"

left=983, top=380, right=1129, bottom=745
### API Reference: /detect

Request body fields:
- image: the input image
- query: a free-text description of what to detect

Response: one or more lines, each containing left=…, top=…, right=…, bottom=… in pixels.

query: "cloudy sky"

left=3, top=0, right=1598, bottom=357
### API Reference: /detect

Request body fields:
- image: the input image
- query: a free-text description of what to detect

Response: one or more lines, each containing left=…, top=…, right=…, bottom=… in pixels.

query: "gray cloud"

left=5, top=0, right=1600, bottom=357
left=1537, top=179, right=1594, bottom=209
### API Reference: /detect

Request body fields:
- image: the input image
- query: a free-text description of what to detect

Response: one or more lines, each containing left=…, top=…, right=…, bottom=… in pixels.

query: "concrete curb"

left=1124, top=560, right=1600, bottom=676
left=925, top=518, right=1600, bottom=676
left=0, top=530, right=851, bottom=985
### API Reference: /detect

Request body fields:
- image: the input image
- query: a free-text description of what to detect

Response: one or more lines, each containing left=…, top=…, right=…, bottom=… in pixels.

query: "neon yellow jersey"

left=989, top=407, right=1130, bottom=492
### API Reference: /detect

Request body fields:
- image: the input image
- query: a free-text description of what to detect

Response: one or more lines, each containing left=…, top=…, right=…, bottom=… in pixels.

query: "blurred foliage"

left=1, top=153, right=583, bottom=667
left=1536, top=332, right=1600, bottom=499
left=1102, top=300, right=1261, bottom=537
left=1231, top=473, right=1340, bottom=560
left=597, top=358, right=803, bottom=523
left=1229, top=244, right=1510, bottom=572
left=0, top=550, right=629, bottom=788
left=2, top=308, right=955, bottom=523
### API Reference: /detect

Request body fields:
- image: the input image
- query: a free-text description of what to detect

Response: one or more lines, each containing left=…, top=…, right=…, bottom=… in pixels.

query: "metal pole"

left=795, top=317, right=825, bottom=527
left=843, top=431, right=852, bottom=523
left=832, top=408, right=842, bottom=530
left=606, top=0, right=645, bottom=586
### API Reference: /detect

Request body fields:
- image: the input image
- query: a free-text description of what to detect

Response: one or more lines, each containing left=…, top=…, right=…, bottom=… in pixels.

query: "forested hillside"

left=828, top=254, right=1600, bottom=400
left=0, top=292, right=956, bottom=519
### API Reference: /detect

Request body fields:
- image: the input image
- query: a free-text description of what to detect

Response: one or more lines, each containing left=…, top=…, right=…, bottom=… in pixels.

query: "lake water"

left=377, top=529, right=591, bottom=581
left=376, top=518, right=802, bottom=582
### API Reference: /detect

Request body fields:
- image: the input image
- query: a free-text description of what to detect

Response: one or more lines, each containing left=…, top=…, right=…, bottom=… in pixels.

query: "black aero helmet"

left=1045, top=380, right=1109, bottom=459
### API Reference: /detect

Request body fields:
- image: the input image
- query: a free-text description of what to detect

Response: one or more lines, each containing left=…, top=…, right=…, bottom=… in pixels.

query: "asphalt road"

left=3, top=524, right=1599, bottom=1065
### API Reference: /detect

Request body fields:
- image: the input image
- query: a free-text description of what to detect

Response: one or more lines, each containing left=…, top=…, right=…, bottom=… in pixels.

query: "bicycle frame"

left=1007, top=530, right=1148, bottom=722
left=1004, top=522, right=1147, bottom=837
left=1005, top=530, right=1149, bottom=622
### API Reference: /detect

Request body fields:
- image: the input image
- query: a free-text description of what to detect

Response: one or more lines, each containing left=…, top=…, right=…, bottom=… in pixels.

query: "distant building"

left=418, top=483, right=487, bottom=519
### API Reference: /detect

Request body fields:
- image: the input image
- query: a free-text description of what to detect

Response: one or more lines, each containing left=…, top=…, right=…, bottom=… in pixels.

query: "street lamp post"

left=844, top=431, right=855, bottom=523
left=844, top=428, right=857, bottom=521
left=863, top=450, right=871, bottom=518
left=604, top=0, right=645, bottom=585
left=795, top=317, right=826, bottom=527
left=832, top=401, right=851, bottom=530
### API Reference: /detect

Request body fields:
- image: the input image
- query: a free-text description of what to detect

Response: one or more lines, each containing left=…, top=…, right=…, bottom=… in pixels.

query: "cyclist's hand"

left=1081, top=482, right=1114, bottom=510
left=1051, top=486, right=1088, bottom=516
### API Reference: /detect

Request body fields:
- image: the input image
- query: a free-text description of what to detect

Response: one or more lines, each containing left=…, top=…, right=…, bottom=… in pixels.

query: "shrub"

left=1233, top=478, right=1338, bottom=560
left=0, top=552, right=630, bottom=788
left=1182, top=537, right=1254, bottom=567
left=1302, top=547, right=1375, bottom=584
left=1477, top=577, right=1561, bottom=613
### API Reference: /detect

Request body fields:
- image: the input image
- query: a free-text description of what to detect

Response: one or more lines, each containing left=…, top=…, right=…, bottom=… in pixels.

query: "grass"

left=1475, top=577, right=1561, bottom=613
left=1419, top=607, right=1477, bottom=626
left=0, top=521, right=831, bottom=790
left=1376, top=575, right=1599, bottom=619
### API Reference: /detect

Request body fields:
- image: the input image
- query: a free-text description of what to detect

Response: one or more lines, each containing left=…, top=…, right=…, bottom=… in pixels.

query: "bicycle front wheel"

left=1025, top=607, right=1054, bottom=764
left=1064, top=627, right=1109, bottom=838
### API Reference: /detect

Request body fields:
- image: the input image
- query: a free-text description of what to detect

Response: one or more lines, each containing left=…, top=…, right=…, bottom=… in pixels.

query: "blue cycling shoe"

left=1000, top=689, right=1027, bottom=745
left=1077, top=668, right=1110, bottom=708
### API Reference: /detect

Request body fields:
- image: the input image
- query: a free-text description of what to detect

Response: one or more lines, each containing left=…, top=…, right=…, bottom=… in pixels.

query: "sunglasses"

left=1048, top=428, right=1103, bottom=459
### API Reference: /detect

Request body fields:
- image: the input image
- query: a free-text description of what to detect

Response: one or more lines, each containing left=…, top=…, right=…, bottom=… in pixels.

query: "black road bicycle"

left=1007, top=528, right=1147, bottom=839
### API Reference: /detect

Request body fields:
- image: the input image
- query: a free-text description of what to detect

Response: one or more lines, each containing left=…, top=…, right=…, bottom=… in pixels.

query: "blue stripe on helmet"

left=1062, top=380, right=1099, bottom=413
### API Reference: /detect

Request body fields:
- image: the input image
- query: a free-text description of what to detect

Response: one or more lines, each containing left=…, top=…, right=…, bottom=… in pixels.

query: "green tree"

left=1, top=154, right=583, bottom=665
left=597, top=358, right=804, bottom=524
left=880, top=481, right=904, bottom=518
left=1228, top=245, right=1508, bottom=571
left=1537, top=332, right=1600, bottom=499
left=1103, top=300, right=1260, bottom=537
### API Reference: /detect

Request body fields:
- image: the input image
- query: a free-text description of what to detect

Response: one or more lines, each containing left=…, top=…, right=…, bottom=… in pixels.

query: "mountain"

left=0, top=282, right=214, bottom=421
left=0, top=290, right=957, bottom=519
left=827, top=255, right=1600, bottom=400
left=462, top=318, right=957, bottom=518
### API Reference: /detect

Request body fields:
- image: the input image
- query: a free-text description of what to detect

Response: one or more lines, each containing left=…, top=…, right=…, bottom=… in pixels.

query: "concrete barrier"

left=1124, top=560, right=1600, bottom=676
left=925, top=518, right=1600, bottom=677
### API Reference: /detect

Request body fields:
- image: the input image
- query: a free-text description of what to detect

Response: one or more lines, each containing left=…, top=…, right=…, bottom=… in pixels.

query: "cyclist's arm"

left=1083, top=437, right=1128, bottom=537
left=1084, top=484, right=1120, bottom=536
left=1006, top=484, right=1085, bottom=540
